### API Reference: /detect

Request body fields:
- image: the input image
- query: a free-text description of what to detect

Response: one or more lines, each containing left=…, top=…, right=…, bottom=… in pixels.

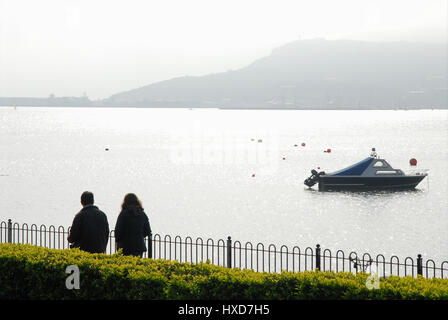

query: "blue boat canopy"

left=329, top=157, right=374, bottom=176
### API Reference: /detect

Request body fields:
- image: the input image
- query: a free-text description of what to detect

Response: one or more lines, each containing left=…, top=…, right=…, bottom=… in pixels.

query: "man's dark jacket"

left=68, top=205, right=109, bottom=253
left=114, top=207, right=151, bottom=256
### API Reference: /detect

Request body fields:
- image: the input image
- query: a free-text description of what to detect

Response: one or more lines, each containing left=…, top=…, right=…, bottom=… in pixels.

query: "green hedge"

left=0, top=243, right=447, bottom=300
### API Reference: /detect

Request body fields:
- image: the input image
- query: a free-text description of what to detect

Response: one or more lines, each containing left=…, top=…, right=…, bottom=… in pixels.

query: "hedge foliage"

left=0, top=243, right=447, bottom=300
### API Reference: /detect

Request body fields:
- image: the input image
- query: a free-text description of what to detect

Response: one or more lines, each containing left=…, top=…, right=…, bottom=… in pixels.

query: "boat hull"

left=318, top=175, right=426, bottom=191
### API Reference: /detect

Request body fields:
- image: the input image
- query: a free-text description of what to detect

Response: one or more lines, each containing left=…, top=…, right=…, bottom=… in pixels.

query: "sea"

left=0, top=106, right=447, bottom=263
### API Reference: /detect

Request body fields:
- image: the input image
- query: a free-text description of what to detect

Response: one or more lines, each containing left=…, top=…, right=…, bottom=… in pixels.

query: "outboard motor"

left=304, top=169, right=325, bottom=188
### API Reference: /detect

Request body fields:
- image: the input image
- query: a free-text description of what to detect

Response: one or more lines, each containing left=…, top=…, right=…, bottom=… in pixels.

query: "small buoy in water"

left=301, top=143, right=306, bottom=147
left=317, top=167, right=321, bottom=169
left=282, top=157, right=286, bottom=160
left=410, top=158, right=417, bottom=166
left=252, top=174, right=256, bottom=177
left=105, top=148, right=109, bottom=151
left=258, top=139, right=263, bottom=143
left=294, top=144, right=298, bottom=147
left=325, top=148, right=331, bottom=153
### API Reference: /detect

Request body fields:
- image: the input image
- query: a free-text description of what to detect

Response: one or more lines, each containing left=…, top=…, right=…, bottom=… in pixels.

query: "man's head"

left=80, top=191, right=94, bottom=207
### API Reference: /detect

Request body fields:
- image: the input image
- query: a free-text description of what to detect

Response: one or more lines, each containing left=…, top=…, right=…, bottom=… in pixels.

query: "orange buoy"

left=326, top=148, right=331, bottom=153
left=410, top=158, right=417, bottom=166
left=282, top=157, right=286, bottom=160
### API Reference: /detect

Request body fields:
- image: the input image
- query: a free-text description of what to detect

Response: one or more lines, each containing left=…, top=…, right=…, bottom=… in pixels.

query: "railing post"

left=417, top=254, right=423, bottom=277
left=148, top=232, right=153, bottom=259
left=315, top=244, right=321, bottom=271
left=227, top=236, right=232, bottom=268
left=7, top=219, right=12, bottom=243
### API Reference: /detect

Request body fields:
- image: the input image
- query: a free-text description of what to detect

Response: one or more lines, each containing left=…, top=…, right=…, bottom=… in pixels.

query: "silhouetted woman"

left=114, top=193, right=151, bottom=257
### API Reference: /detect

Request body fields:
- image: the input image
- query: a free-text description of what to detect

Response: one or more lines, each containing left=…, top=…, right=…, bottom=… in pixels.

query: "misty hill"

left=105, top=39, right=447, bottom=109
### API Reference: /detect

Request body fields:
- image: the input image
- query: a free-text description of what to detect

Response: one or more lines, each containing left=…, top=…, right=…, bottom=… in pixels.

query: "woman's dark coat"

left=114, top=207, right=151, bottom=255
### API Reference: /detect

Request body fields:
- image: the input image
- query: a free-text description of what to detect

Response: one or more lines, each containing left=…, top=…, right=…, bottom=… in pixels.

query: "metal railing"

left=1, top=219, right=447, bottom=279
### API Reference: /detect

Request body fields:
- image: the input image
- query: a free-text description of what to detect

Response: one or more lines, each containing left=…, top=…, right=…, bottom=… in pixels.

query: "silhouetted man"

left=68, top=191, right=110, bottom=253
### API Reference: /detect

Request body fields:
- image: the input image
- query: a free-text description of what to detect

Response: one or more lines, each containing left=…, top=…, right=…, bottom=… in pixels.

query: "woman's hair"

left=121, top=193, right=143, bottom=215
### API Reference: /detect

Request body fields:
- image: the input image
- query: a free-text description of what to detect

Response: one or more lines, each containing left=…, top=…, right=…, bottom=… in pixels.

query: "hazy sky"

left=0, top=0, right=446, bottom=99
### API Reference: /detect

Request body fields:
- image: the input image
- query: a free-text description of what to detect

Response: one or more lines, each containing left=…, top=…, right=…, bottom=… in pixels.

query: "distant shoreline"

left=1, top=105, right=446, bottom=111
